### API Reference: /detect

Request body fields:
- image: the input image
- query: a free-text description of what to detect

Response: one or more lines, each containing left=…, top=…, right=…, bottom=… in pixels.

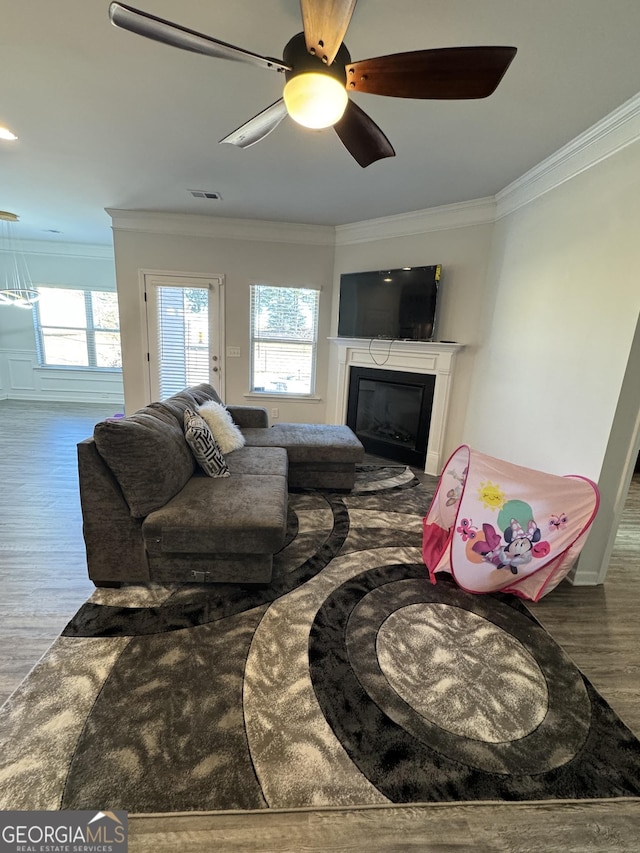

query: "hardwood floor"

left=1, top=401, right=639, bottom=851
left=0, top=400, right=109, bottom=707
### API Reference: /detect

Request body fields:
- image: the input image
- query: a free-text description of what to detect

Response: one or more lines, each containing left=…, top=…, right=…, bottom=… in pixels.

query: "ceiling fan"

left=108, top=0, right=516, bottom=167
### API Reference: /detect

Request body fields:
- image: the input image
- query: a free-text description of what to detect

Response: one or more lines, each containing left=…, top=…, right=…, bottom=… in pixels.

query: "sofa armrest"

left=78, top=438, right=149, bottom=584
left=227, top=405, right=269, bottom=429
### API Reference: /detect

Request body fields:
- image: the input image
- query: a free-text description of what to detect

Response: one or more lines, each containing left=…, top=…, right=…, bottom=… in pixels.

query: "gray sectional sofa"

left=77, top=383, right=363, bottom=587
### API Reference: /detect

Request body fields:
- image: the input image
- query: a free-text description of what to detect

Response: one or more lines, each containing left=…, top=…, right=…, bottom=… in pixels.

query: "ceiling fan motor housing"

left=283, top=32, right=351, bottom=85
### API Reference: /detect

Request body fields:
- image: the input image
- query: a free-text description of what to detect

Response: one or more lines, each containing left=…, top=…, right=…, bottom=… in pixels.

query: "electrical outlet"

left=271, top=407, right=279, bottom=419
left=226, top=346, right=241, bottom=358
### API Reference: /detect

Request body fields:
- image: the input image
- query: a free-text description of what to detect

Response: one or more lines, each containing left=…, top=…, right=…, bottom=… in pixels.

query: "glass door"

left=144, top=274, right=224, bottom=400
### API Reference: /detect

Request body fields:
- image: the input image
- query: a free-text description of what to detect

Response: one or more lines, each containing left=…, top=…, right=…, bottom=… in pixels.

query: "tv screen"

left=338, top=265, right=441, bottom=341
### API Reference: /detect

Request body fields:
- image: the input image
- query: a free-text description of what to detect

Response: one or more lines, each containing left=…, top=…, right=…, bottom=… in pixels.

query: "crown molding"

left=334, top=197, right=497, bottom=245
left=106, top=209, right=336, bottom=246
left=496, top=92, right=640, bottom=219
left=336, top=93, right=640, bottom=242
left=103, top=95, right=640, bottom=250
left=0, top=239, right=114, bottom=260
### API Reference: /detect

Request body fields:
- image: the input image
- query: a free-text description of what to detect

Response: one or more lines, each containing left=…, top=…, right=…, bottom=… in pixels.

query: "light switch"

left=226, top=346, right=241, bottom=358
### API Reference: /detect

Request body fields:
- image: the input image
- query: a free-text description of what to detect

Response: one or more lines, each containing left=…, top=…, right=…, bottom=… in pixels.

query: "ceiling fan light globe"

left=283, top=73, right=348, bottom=129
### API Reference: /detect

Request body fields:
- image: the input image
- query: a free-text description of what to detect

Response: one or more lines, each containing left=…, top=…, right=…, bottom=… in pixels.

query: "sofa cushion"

left=226, top=405, right=269, bottom=429
left=142, top=473, right=287, bottom=554
left=93, top=408, right=195, bottom=518
left=183, top=408, right=230, bottom=478
left=151, top=390, right=200, bottom=426
left=149, top=385, right=222, bottom=427
left=224, top=445, right=288, bottom=477
left=187, top=383, right=224, bottom=407
left=242, top=423, right=364, bottom=463
left=186, top=447, right=288, bottom=478
left=198, top=400, right=246, bottom=454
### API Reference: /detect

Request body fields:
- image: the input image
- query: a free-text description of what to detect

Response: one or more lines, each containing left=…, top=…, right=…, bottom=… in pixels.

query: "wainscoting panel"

left=8, top=356, right=36, bottom=392
left=0, top=349, right=124, bottom=404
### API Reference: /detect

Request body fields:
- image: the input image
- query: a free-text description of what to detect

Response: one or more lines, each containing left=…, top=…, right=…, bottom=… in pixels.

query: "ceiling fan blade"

left=333, top=100, right=395, bottom=168
left=219, top=99, right=289, bottom=149
left=299, top=0, right=358, bottom=65
left=346, top=46, right=517, bottom=99
left=108, top=2, right=290, bottom=73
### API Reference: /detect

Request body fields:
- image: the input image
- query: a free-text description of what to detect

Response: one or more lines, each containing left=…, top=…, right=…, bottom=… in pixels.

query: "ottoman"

left=242, top=423, right=365, bottom=490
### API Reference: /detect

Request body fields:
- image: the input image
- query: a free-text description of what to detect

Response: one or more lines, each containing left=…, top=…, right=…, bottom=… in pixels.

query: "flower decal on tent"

left=478, top=481, right=506, bottom=511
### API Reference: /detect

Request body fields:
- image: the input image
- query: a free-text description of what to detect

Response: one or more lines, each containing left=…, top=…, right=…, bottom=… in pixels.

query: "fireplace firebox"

left=346, top=366, right=436, bottom=467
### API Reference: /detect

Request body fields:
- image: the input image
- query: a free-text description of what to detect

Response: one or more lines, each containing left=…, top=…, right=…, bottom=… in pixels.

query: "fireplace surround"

left=347, top=367, right=435, bottom=467
left=328, top=338, right=463, bottom=474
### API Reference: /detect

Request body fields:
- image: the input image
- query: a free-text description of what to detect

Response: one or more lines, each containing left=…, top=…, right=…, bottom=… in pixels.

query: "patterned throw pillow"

left=183, top=408, right=230, bottom=478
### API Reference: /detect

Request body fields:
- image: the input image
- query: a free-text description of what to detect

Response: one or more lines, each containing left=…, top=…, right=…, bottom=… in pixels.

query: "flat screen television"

left=337, top=264, right=441, bottom=341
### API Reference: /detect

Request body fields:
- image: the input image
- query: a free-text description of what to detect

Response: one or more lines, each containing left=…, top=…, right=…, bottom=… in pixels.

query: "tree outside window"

left=250, top=285, right=320, bottom=395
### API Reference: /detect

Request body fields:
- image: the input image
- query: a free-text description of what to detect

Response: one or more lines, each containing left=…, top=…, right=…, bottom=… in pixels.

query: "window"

left=250, top=285, right=320, bottom=395
left=33, top=286, right=122, bottom=368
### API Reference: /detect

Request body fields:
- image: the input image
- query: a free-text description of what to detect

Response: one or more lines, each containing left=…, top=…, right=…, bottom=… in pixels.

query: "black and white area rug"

left=1, top=465, right=640, bottom=813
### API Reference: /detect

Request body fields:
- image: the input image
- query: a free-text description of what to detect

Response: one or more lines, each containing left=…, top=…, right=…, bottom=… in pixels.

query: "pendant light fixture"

left=0, top=211, right=40, bottom=309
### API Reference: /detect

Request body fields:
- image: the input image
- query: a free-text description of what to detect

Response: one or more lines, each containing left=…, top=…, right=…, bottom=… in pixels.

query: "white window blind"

left=155, top=284, right=210, bottom=398
left=33, top=286, right=121, bottom=368
left=250, top=285, right=320, bottom=395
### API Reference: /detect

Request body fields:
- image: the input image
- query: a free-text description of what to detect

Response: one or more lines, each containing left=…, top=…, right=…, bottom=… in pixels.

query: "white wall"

left=109, top=214, right=335, bottom=421
left=0, top=242, right=124, bottom=404
left=464, top=140, right=640, bottom=481
left=331, top=205, right=496, bottom=460
left=462, top=139, right=640, bottom=584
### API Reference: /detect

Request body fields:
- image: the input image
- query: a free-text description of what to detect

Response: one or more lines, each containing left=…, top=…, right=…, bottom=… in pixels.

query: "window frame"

left=249, top=284, right=320, bottom=397
left=32, top=285, right=122, bottom=370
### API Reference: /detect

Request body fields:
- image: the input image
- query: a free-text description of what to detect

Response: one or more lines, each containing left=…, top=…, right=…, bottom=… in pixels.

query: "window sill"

left=244, top=393, right=322, bottom=403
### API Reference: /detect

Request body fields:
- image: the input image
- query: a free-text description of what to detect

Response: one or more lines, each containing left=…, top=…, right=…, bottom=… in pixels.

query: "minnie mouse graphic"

left=471, top=518, right=542, bottom=575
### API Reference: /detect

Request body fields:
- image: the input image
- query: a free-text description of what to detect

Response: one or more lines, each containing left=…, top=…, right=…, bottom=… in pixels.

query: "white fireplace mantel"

left=328, top=338, right=464, bottom=475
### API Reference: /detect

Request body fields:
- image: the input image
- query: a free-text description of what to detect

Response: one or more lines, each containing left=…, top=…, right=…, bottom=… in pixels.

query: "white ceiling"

left=3, top=0, right=640, bottom=245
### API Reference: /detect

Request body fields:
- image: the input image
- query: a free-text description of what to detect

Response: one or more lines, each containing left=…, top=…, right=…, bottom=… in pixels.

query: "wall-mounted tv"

left=337, top=265, right=441, bottom=342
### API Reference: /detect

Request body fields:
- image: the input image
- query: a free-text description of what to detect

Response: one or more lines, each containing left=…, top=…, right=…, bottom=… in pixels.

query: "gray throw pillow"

left=184, top=408, right=230, bottom=478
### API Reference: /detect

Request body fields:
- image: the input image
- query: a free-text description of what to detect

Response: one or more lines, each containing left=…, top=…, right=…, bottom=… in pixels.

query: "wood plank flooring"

left=0, top=401, right=109, bottom=707
left=1, top=401, right=639, bottom=852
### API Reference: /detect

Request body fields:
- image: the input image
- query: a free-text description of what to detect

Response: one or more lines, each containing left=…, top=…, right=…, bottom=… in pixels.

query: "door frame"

left=139, top=269, right=226, bottom=403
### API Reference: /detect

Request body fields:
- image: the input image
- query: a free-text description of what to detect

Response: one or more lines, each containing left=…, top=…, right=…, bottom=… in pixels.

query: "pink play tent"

left=422, top=445, right=600, bottom=602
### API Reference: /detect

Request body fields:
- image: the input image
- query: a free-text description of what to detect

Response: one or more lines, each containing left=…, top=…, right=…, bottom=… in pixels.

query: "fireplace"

left=329, top=338, right=463, bottom=475
left=346, top=366, right=436, bottom=467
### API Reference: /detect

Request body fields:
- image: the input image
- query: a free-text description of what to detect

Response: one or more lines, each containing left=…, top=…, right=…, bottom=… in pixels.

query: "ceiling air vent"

left=189, top=189, right=222, bottom=200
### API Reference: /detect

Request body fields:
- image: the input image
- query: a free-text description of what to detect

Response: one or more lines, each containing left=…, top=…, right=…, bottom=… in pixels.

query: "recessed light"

left=0, top=127, right=18, bottom=141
